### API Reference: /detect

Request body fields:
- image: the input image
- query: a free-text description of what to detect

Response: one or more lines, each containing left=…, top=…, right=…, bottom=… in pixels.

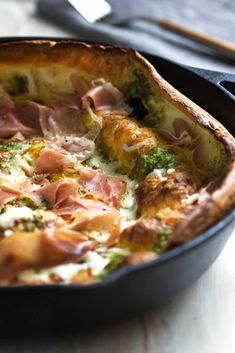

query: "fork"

left=67, top=0, right=235, bottom=60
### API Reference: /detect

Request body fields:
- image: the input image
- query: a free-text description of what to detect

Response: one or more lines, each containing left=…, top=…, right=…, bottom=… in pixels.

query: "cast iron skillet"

left=0, top=38, right=235, bottom=335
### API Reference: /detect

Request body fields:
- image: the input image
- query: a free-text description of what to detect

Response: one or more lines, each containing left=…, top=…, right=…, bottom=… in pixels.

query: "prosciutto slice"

left=157, top=118, right=193, bottom=147
left=0, top=186, right=20, bottom=205
left=52, top=198, right=112, bottom=216
left=0, top=96, right=15, bottom=115
left=37, top=179, right=121, bottom=243
left=0, top=98, right=51, bottom=139
left=38, top=178, right=79, bottom=209
left=35, top=146, right=74, bottom=174
left=0, top=112, right=36, bottom=139
left=35, top=136, right=95, bottom=174
left=38, top=178, right=119, bottom=214
left=0, top=229, right=95, bottom=282
left=14, top=101, right=51, bottom=136
left=82, top=79, right=131, bottom=114
left=69, top=206, right=121, bottom=245
left=41, top=93, right=86, bottom=137
left=0, top=177, right=42, bottom=207
left=79, top=167, right=127, bottom=208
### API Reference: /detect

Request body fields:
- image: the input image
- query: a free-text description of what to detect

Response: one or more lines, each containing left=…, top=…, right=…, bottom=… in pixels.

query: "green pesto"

left=19, top=197, right=41, bottom=210
left=17, top=215, right=45, bottom=232
left=136, top=147, right=179, bottom=179
left=77, top=187, right=85, bottom=196
left=0, top=141, right=26, bottom=152
left=99, top=251, right=128, bottom=278
left=0, top=154, right=17, bottom=169
left=155, top=228, right=172, bottom=254
left=0, top=197, right=41, bottom=212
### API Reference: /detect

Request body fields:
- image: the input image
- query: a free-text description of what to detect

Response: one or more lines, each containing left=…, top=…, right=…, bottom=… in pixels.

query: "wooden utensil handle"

left=152, top=18, right=235, bottom=58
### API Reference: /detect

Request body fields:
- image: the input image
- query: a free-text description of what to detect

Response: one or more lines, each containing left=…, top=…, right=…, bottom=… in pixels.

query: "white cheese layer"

left=181, top=193, right=199, bottom=206
left=17, top=247, right=129, bottom=283
left=0, top=206, right=34, bottom=228
left=17, top=252, right=109, bottom=283
left=17, top=263, right=89, bottom=284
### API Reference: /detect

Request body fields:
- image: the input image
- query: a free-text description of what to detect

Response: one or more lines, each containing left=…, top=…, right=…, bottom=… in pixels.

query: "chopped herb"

left=99, top=249, right=128, bottom=278
left=77, top=188, right=85, bottom=195
left=0, top=154, right=17, bottom=169
left=17, top=215, right=46, bottom=232
left=0, top=141, right=26, bottom=152
left=136, top=147, right=179, bottom=179
left=19, top=197, right=40, bottom=210
left=155, top=228, right=172, bottom=254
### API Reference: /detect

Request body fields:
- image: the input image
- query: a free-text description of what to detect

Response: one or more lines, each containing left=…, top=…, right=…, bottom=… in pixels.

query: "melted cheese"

left=17, top=263, right=89, bottom=284
left=17, top=247, right=129, bottom=283
left=0, top=206, right=34, bottom=228
left=120, top=180, right=138, bottom=231
left=181, top=193, right=199, bottom=206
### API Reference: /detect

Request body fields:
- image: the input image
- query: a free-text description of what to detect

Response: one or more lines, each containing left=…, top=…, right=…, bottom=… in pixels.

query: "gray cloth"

left=37, top=0, right=235, bottom=73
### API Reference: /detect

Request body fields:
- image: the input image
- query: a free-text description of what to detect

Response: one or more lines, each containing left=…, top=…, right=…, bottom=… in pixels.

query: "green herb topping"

left=0, top=141, right=26, bottom=152
left=155, top=228, right=172, bottom=254
left=136, top=147, right=179, bottom=179
left=17, top=215, right=45, bottom=232
left=100, top=248, right=128, bottom=278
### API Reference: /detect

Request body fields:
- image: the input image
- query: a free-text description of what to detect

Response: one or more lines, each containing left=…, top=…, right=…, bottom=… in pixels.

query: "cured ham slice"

left=0, top=178, right=23, bottom=204
left=0, top=98, right=51, bottom=139
left=38, top=178, right=79, bottom=209
left=70, top=209, right=121, bottom=245
left=0, top=229, right=95, bottom=282
left=38, top=177, right=120, bottom=214
left=35, top=146, right=73, bottom=174
left=38, top=179, right=121, bottom=244
left=79, top=168, right=127, bottom=208
left=0, top=186, right=20, bottom=205
left=0, top=177, right=42, bottom=207
left=157, top=118, right=193, bottom=147
left=35, top=136, right=95, bottom=174
left=82, top=79, right=131, bottom=114
left=41, top=93, right=86, bottom=137
left=0, top=112, right=36, bottom=139
left=14, top=101, right=51, bottom=136
left=52, top=198, right=113, bottom=216
left=56, top=136, right=95, bottom=161
left=0, top=96, right=15, bottom=115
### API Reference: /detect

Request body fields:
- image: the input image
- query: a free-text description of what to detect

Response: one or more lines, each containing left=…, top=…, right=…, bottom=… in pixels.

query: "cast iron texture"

left=0, top=38, right=234, bottom=336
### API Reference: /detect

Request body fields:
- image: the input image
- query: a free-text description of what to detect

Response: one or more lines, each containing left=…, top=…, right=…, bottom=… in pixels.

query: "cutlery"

left=67, top=0, right=235, bottom=60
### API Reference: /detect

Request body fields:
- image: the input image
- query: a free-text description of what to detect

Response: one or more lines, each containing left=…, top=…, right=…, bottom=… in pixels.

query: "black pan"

left=0, top=38, right=235, bottom=335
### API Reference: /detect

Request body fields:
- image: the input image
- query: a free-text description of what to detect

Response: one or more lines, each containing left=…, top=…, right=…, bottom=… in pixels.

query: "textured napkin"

left=37, top=0, right=235, bottom=73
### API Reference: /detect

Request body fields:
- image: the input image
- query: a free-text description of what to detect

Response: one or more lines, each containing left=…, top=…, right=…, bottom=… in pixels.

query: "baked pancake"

left=0, top=41, right=234, bottom=285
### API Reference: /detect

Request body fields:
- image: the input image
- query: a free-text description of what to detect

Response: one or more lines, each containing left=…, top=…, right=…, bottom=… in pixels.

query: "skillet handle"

left=187, top=66, right=235, bottom=99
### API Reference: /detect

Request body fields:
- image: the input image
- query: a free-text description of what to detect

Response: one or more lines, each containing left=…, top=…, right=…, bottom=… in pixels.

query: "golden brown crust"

left=119, top=219, right=162, bottom=251
left=99, top=113, right=157, bottom=172
left=0, top=40, right=234, bottom=263
left=137, top=171, right=198, bottom=216
left=123, top=251, right=157, bottom=266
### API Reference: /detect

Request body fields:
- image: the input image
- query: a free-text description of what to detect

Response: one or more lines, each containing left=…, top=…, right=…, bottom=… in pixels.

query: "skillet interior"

left=0, top=38, right=234, bottom=334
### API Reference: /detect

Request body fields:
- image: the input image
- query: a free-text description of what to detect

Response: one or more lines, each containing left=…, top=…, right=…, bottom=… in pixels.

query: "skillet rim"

left=0, top=37, right=234, bottom=291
